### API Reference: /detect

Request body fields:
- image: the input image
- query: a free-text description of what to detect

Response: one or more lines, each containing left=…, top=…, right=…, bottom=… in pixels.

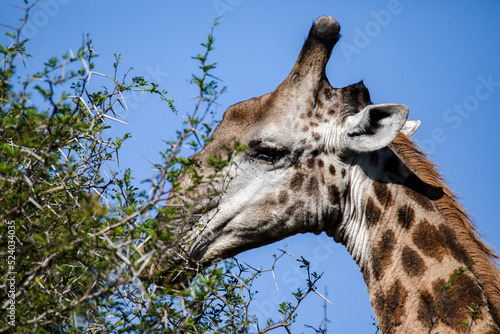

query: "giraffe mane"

left=390, top=132, right=500, bottom=326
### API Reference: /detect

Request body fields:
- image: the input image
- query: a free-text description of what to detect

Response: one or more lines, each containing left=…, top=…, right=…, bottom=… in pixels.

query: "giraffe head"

left=165, top=16, right=418, bottom=265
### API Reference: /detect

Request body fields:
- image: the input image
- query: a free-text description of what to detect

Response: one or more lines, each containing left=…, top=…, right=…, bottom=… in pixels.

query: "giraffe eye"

left=255, top=149, right=283, bottom=163
left=248, top=141, right=289, bottom=164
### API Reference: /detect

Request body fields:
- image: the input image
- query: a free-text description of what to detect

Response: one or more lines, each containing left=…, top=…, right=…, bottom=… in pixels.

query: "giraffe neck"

left=334, top=143, right=500, bottom=333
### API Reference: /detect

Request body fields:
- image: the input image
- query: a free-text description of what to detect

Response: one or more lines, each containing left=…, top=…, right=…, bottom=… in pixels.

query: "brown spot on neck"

left=417, top=289, right=436, bottom=329
left=438, top=223, right=468, bottom=264
left=397, top=204, right=415, bottom=229
left=401, top=246, right=427, bottom=277
left=412, top=219, right=447, bottom=261
left=372, top=229, right=396, bottom=281
left=365, top=197, right=382, bottom=228
left=373, top=181, right=393, bottom=207
left=420, top=272, right=486, bottom=332
left=374, top=279, right=408, bottom=333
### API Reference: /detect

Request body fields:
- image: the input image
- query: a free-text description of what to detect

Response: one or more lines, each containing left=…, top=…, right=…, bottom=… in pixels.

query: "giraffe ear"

left=401, top=119, right=421, bottom=136
left=343, top=103, right=409, bottom=152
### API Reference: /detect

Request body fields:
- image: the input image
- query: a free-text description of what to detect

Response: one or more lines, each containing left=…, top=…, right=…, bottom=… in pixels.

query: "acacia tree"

left=0, top=2, right=329, bottom=333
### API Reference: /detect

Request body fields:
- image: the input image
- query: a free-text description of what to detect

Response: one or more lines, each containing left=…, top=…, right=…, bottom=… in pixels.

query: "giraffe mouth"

left=187, top=207, right=231, bottom=264
left=190, top=241, right=210, bottom=263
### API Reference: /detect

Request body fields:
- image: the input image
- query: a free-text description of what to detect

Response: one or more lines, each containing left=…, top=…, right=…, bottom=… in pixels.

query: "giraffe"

left=158, top=16, right=500, bottom=333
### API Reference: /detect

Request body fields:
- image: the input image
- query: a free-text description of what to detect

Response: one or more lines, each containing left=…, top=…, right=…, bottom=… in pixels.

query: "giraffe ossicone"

left=158, top=16, right=500, bottom=333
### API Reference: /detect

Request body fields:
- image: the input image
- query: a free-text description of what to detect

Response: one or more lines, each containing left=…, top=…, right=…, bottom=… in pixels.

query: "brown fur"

left=328, top=184, right=340, bottom=203
left=372, top=229, right=396, bottom=281
left=373, top=181, right=393, bottom=207
left=365, top=197, right=382, bottom=228
left=397, top=204, right=415, bottom=229
left=390, top=133, right=500, bottom=327
left=307, top=177, right=319, bottom=195
left=374, top=279, right=408, bottom=333
left=278, top=190, right=289, bottom=205
left=412, top=219, right=448, bottom=262
left=328, top=164, right=336, bottom=175
left=290, top=172, right=305, bottom=191
left=401, top=245, right=427, bottom=277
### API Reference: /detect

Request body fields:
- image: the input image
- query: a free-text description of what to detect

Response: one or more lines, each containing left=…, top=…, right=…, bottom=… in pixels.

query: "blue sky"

left=2, top=1, right=500, bottom=332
